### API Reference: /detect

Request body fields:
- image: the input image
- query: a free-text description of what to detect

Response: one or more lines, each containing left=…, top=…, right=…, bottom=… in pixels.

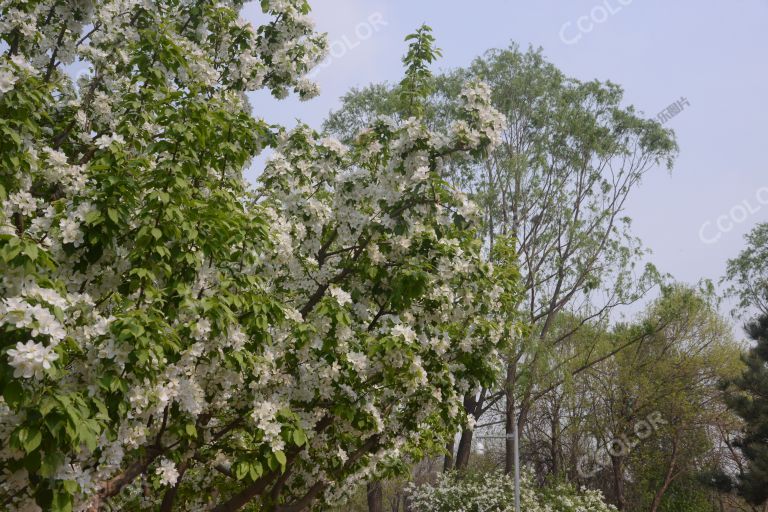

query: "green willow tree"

left=593, top=286, right=739, bottom=511
left=724, top=223, right=768, bottom=317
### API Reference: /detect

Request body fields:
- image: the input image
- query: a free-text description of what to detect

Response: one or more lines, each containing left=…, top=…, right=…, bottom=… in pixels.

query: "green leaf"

left=128, top=322, right=145, bottom=337
left=40, top=397, right=57, bottom=416
left=249, top=461, right=263, bottom=481
left=22, top=243, right=38, bottom=261
left=84, top=210, right=102, bottom=226
left=3, top=380, right=24, bottom=408
left=24, top=449, right=41, bottom=473
left=274, top=450, right=287, bottom=469
left=51, top=490, right=73, bottom=512
left=23, top=426, right=42, bottom=453
left=107, top=207, right=119, bottom=224
left=234, top=460, right=250, bottom=480
left=41, top=451, right=65, bottom=478
left=292, top=429, right=307, bottom=447
left=62, top=480, right=78, bottom=494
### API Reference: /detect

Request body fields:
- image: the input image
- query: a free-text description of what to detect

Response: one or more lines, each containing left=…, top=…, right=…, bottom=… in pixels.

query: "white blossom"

left=94, top=134, right=125, bottom=149
left=329, top=285, right=352, bottom=306
left=391, top=324, right=417, bottom=343
left=6, top=340, right=58, bottom=379
left=155, top=458, right=179, bottom=487
left=0, top=69, right=17, bottom=93
left=59, top=217, right=84, bottom=246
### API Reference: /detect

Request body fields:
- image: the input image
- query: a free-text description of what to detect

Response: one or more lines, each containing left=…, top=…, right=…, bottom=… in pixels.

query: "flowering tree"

left=0, top=1, right=512, bottom=511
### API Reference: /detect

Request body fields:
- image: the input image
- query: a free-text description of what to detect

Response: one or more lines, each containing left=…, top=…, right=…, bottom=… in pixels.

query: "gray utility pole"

left=513, top=407, right=519, bottom=512
left=476, top=406, right=520, bottom=512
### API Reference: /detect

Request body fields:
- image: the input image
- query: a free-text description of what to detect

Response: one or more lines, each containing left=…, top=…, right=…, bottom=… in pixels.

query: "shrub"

left=409, top=471, right=616, bottom=512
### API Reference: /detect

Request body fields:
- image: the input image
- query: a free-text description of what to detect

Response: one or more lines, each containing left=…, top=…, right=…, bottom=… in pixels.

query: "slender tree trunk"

left=367, top=481, right=383, bottom=512
left=649, top=438, right=679, bottom=512
left=610, top=456, right=626, bottom=511
left=443, top=438, right=455, bottom=472
left=388, top=490, right=401, bottom=512
left=403, top=488, right=413, bottom=512
left=504, top=363, right=517, bottom=474
left=504, top=409, right=515, bottom=474
left=516, top=399, right=531, bottom=451
left=550, top=399, right=561, bottom=477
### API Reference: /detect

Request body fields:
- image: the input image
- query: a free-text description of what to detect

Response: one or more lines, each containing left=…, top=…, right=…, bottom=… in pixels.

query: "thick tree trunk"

left=454, top=392, right=482, bottom=471
left=454, top=428, right=474, bottom=470
left=367, top=481, right=383, bottom=512
left=403, top=488, right=414, bottom=512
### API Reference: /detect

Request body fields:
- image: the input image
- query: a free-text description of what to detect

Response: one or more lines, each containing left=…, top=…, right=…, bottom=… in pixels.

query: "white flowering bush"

left=408, top=471, right=617, bottom=512
left=0, top=1, right=514, bottom=511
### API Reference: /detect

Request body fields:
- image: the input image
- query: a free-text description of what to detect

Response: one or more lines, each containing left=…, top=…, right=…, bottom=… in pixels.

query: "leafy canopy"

left=0, top=2, right=514, bottom=511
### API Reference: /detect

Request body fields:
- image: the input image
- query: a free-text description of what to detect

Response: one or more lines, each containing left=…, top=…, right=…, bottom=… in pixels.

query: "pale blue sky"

left=244, top=0, right=768, bottom=329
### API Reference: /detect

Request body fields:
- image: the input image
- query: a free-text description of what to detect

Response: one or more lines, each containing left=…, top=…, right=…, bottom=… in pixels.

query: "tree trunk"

left=610, top=456, right=626, bottom=511
left=504, top=362, right=517, bottom=474
left=388, top=490, right=401, bottom=512
left=550, top=398, right=561, bottom=478
left=443, top=438, right=454, bottom=472
left=648, top=438, right=679, bottom=512
left=367, top=481, right=383, bottom=512
left=454, top=429, right=474, bottom=470
left=504, top=412, right=515, bottom=474
left=454, top=392, right=481, bottom=471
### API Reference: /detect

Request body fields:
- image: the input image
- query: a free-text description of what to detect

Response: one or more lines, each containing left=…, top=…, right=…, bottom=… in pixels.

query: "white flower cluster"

left=450, top=82, right=507, bottom=148
left=0, top=285, right=109, bottom=383
left=409, top=470, right=617, bottom=512
left=155, top=458, right=179, bottom=487
left=251, top=399, right=285, bottom=452
left=0, top=55, right=33, bottom=94
left=6, top=340, right=58, bottom=379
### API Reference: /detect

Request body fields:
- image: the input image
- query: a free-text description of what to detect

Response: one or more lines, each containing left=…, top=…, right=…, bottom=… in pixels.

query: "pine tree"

left=726, top=312, right=768, bottom=505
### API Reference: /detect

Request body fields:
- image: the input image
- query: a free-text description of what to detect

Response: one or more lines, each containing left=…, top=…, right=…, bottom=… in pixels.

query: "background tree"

left=325, top=44, right=678, bottom=475
left=724, top=223, right=768, bottom=317
left=725, top=313, right=768, bottom=506
left=576, top=286, right=740, bottom=511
